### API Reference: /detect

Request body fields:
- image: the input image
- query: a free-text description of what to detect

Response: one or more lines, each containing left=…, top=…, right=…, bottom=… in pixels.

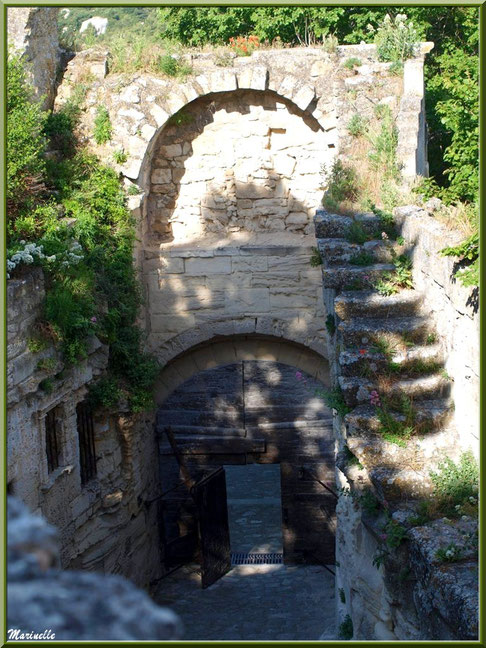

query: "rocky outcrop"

left=7, top=496, right=181, bottom=641
left=7, top=7, right=60, bottom=109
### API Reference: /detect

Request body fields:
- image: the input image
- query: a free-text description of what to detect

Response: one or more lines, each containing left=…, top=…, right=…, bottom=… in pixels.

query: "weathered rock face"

left=7, top=497, right=181, bottom=641
left=7, top=269, right=163, bottom=590
left=7, top=7, right=60, bottom=110
left=395, top=205, right=480, bottom=456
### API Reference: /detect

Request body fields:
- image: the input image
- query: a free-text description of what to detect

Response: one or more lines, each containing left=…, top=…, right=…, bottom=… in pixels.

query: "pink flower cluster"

left=370, top=390, right=381, bottom=407
left=296, top=371, right=303, bottom=381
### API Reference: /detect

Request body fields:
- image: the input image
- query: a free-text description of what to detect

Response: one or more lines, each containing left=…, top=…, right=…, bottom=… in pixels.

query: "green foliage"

left=321, top=386, right=351, bottom=418
left=349, top=250, right=375, bottom=266
left=426, top=333, right=437, bottom=345
left=372, top=13, right=420, bottom=63
left=93, top=106, right=112, bottom=144
left=346, top=222, right=369, bottom=245
left=359, top=490, right=380, bottom=515
left=440, top=232, right=479, bottom=287
left=87, top=376, right=123, bottom=410
left=113, top=149, right=128, bottom=164
left=376, top=394, right=416, bottom=446
left=310, top=246, right=323, bottom=267
left=339, top=588, right=346, bottom=604
left=157, top=53, right=192, bottom=78
left=366, top=105, right=399, bottom=179
left=6, top=54, right=47, bottom=220
left=39, top=378, right=54, bottom=393
left=435, top=542, right=463, bottom=563
left=429, top=452, right=479, bottom=515
left=37, top=357, right=56, bottom=372
left=27, top=337, right=49, bottom=353
left=374, top=252, right=413, bottom=296
left=383, top=518, right=408, bottom=548
left=325, top=314, right=336, bottom=336
left=347, top=114, right=367, bottom=137
left=322, top=160, right=359, bottom=209
left=338, top=615, right=353, bottom=640
left=343, top=57, right=362, bottom=69
left=7, top=56, right=159, bottom=414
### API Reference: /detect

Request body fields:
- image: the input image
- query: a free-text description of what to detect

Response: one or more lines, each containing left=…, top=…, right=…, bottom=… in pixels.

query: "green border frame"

left=0, top=1, right=483, bottom=646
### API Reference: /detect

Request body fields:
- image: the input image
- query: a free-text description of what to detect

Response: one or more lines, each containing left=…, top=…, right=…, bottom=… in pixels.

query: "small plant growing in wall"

left=435, top=542, right=463, bottom=563
left=347, top=114, right=367, bottom=138
left=93, top=106, right=112, bottom=145
left=325, top=314, right=336, bottom=336
left=339, top=588, right=346, bottom=604
left=113, top=149, right=127, bottom=164
left=338, top=615, right=353, bottom=640
left=310, top=246, right=323, bottom=267
left=343, top=57, right=362, bottom=70
left=27, top=336, right=49, bottom=354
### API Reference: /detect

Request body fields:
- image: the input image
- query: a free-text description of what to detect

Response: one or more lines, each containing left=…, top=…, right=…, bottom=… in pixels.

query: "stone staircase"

left=314, top=208, right=456, bottom=502
left=315, top=207, right=478, bottom=639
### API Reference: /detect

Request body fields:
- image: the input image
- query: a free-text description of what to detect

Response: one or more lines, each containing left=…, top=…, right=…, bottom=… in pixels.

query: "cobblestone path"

left=155, top=463, right=335, bottom=640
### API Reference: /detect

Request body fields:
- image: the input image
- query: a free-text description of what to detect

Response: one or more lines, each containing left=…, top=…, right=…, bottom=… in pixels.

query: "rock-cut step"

left=338, top=373, right=451, bottom=407
left=314, top=209, right=382, bottom=239
left=344, top=399, right=454, bottom=435
left=339, top=343, right=444, bottom=377
left=338, top=315, right=431, bottom=347
left=322, top=263, right=395, bottom=289
left=317, top=238, right=397, bottom=267
left=334, top=289, right=422, bottom=320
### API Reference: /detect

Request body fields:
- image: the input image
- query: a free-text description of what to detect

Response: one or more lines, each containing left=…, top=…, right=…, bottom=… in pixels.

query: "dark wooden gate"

left=192, top=467, right=231, bottom=589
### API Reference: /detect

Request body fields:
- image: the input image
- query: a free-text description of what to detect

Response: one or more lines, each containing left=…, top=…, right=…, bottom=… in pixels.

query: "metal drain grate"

left=231, top=552, right=283, bottom=565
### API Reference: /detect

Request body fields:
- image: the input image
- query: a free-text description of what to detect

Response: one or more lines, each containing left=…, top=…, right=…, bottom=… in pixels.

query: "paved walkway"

left=226, top=464, right=283, bottom=553
left=155, top=562, right=336, bottom=641
left=155, top=463, right=336, bottom=641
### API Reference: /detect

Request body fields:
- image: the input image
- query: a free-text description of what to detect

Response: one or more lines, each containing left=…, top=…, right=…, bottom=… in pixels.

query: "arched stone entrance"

left=156, top=336, right=335, bottom=566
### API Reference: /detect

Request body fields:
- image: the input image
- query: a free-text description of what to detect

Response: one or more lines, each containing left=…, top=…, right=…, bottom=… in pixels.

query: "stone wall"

left=8, top=496, right=180, bottom=640
left=7, top=7, right=60, bottom=110
left=7, top=269, right=163, bottom=589
left=396, top=205, right=479, bottom=456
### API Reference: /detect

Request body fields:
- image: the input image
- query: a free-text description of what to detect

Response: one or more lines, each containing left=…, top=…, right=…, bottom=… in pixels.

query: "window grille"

left=76, top=401, right=97, bottom=485
left=45, top=407, right=61, bottom=473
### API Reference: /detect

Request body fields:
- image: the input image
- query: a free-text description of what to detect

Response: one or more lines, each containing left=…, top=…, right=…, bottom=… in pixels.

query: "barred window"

left=76, top=401, right=97, bottom=485
left=45, top=407, right=61, bottom=473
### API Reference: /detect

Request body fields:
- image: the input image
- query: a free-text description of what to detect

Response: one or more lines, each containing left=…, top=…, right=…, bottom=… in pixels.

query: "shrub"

left=93, top=106, right=112, bottom=144
left=322, top=159, right=360, bottom=209
left=157, top=54, right=192, bottom=79
left=6, top=54, right=47, bottom=220
left=347, top=114, right=367, bottom=137
left=338, top=615, right=353, bottom=640
left=113, top=149, right=127, bottom=164
left=325, top=314, right=336, bottom=336
left=346, top=221, right=369, bottom=245
left=440, top=231, right=479, bottom=287
left=310, top=246, right=323, bottom=267
left=349, top=250, right=375, bottom=266
left=430, top=451, right=479, bottom=514
left=371, top=13, right=420, bottom=63
left=343, top=57, right=362, bottom=69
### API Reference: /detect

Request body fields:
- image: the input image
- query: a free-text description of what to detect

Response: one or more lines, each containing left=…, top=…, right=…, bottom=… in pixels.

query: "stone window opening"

left=45, top=405, right=62, bottom=474
left=76, top=401, right=97, bottom=486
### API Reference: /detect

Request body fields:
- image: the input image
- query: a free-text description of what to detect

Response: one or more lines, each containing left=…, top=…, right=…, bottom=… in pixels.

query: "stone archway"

left=155, top=335, right=335, bottom=566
